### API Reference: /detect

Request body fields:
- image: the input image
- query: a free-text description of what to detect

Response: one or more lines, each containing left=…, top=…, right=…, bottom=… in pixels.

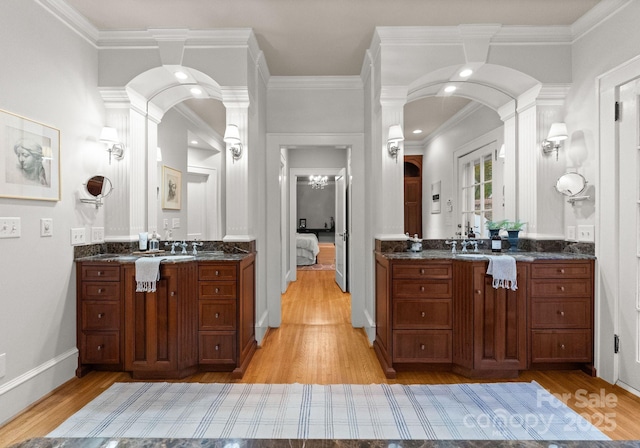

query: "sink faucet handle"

left=472, top=240, right=482, bottom=252
left=445, top=240, right=457, bottom=254
left=460, top=239, right=471, bottom=253
left=165, top=241, right=178, bottom=255
left=179, top=241, right=188, bottom=254
left=191, top=241, right=204, bottom=255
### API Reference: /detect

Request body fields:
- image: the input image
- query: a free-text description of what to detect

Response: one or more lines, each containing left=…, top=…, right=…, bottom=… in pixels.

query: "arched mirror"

left=80, top=175, right=113, bottom=208
left=555, top=172, right=590, bottom=204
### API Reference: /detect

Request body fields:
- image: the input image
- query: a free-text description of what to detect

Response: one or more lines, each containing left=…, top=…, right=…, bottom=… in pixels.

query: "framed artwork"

left=0, top=109, right=60, bottom=201
left=162, top=165, right=181, bottom=210
left=299, top=218, right=306, bottom=228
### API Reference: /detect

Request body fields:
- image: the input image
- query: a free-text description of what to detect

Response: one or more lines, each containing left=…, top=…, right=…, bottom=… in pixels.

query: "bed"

left=296, top=233, right=320, bottom=265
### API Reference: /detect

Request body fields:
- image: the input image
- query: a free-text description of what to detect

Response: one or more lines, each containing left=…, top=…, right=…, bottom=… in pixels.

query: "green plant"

left=485, top=219, right=507, bottom=230
left=504, top=220, right=526, bottom=231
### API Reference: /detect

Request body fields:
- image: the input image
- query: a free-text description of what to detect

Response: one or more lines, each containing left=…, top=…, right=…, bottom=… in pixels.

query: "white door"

left=335, top=168, right=347, bottom=292
left=187, top=173, right=207, bottom=240
left=618, top=77, right=640, bottom=392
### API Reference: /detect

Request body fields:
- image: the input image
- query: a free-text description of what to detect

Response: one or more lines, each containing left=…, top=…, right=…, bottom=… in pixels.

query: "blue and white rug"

left=48, top=382, right=609, bottom=440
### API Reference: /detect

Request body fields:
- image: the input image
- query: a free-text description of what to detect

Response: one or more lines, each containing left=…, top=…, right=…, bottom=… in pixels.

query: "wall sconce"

left=387, top=124, right=404, bottom=163
left=541, top=122, right=568, bottom=161
left=224, top=124, right=243, bottom=162
left=99, top=127, right=125, bottom=164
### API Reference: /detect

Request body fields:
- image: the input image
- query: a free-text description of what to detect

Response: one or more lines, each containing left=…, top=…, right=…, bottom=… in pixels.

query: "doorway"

left=404, top=155, right=423, bottom=238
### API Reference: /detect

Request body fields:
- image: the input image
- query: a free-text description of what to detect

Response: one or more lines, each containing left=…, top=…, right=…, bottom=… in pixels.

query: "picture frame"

left=0, top=109, right=60, bottom=201
left=162, top=165, right=182, bottom=210
left=299, top=218, right=306, bottom=229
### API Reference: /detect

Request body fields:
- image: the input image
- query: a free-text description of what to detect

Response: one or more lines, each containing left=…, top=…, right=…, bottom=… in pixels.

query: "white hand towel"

left=135, top=257, right=164, bottom=292
left=486, top=255, right=518, bottom=291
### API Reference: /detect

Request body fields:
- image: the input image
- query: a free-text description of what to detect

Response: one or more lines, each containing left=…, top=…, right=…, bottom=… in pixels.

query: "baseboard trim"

left=0, top=348, right=78, bottom=397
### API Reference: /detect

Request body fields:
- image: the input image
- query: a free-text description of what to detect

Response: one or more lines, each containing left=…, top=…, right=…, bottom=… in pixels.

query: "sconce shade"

left=547, top=122, right=568, bottom=142
left=99, top=127, right=119, bottom=144
left=388, top=124, right=404, bottom=143
left=224, top=124, right=241, bottom=144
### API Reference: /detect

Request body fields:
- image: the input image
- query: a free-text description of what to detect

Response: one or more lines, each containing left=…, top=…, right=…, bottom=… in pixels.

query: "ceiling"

left=62, top=0, right=601, bottom=143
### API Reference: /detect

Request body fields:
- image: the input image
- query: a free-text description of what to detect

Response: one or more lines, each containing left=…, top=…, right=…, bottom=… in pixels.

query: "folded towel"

left=486, top=255, right=518, bottom=291
left=135, top=257, right=164, bottom=292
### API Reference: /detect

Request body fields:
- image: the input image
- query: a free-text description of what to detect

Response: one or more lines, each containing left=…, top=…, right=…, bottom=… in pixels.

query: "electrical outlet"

left=172, top=218, right=180, bottom=229
left=0, top=353, right=6, bottom=378
left=567, top=226, right=576, bottom=241
left=40, top=218, right=53, bottom=237
left=578, top=224, right=595, bottom=243
left=0, top=217, right=21, bottom=239
left=91, top=227, right=105, bottom=243
left=70, top=228, right=86, bottom=245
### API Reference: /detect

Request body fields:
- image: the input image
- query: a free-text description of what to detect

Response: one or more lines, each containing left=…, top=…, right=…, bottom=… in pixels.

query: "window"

left=458, top=143, right=495, bottom=238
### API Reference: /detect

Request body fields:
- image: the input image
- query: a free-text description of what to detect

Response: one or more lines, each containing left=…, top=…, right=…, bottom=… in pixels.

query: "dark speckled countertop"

left=380, top=250, right=596, bottom=262
left=75, top=251, right=252, bottom=263
left=9, top=439, right=640, bottom=448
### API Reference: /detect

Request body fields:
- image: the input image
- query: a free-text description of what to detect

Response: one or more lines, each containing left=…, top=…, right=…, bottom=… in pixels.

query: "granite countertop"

left=75, top=251, right=252, bottom=263
left=380, top=249, right=596, bottom=262
left=10, top=439, right=640, bottom=448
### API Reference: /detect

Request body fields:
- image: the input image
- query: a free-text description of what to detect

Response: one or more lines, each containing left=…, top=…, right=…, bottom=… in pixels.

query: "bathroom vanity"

left=76, top=252, right=256, bottom=379
left=374, top=251, right=594, bottom=379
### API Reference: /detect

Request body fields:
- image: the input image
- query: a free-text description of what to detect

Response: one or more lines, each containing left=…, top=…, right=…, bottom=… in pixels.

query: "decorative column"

left=376, top=87, right=408, bottom=240
left=99, top=88, right=149, bottom=241
left=222, top=88, right=252, bottom=242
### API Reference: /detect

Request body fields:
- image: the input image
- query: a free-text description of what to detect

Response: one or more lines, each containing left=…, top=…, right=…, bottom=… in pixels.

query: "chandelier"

left=308, top=175, right=328, bottom=190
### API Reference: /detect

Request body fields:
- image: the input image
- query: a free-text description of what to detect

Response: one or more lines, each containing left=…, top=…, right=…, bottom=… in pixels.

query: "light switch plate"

left=578, top=224, right=595, bottom=243
left=566, top=226, right=576, bottom=241
left=40, top=218, right=53, bottom=237
left=70, top=228, right=86, bottom=245
left=0, top=217, right=21, bottom=239
left=172, top=218, right=180, bottom=229
left=91, top=227, right=104, bottom=243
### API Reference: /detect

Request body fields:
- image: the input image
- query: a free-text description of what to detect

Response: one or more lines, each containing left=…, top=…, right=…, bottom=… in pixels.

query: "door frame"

left=597, top=53, right=640, bottom=392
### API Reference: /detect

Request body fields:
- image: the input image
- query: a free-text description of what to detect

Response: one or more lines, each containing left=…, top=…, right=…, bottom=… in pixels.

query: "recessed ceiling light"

left=190, top=87, right=202, bottom=95
left=412, top=129, right=423, bottom=134
left=174, top=71, right=188, bottom=80
left=459, top=69, right=473, bottom=78
left=444, top=85, right=457, bottom=93
left=191, top=140, right=198, bottom=145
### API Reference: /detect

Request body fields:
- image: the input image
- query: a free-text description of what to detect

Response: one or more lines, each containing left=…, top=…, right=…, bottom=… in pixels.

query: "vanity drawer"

left=81, top=301, right=120, bottom=330
left=530, top=279, right=592, bottom=297
left=199, top=332, right=237, bottom=365
left=392, top=262, right=452, bottom=279
left=199, top=299, right=237, bottom=330
left=530, top=297, right=591, bottom=329
left=199, top=281, right=237, bottom=299
left=531, top=262, right=592, bottom=279
left=392, top=330, right=452, bottom=363
left=81, top=265, right=120, bottom=282
left=393, top=279, right=452, bottom=299
left=81, top=282, right=120, bottom=301
left=393, top=299, right=451, bottom=329
left=199, top=264, right=237, bottom=281
left=531, top=330, right=592, bottom=363
left=81, top=332, right=120, bottom=364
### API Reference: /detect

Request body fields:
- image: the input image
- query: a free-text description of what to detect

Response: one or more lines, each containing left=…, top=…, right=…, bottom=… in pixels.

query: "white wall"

left=297, top=181, right=336, bottom=230
left=0, top=1, right=104, bottom=425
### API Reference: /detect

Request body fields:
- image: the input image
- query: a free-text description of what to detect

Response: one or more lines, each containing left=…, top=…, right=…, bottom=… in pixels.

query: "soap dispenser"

left=149, top=231, right=160, bottom=252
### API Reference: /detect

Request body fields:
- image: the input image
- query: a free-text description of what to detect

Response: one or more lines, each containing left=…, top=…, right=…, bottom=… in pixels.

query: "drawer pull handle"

left=97, top=288, right=104, bottom=294
left=559, top=286, right=565, bottom=292
left=98, top=313, right=104, bottom=319
left=421, top=312, right=426, bottom=318
left=420, top=269, right=425, bottom=275
left=97, top=344, right=104, bottom=351
left=558, top=311, right=565, bottom=317
left=215, top=313, right=220, bottom=319
left=558, top=269, right=565, bottom=274
left=560, top=344, right=566, bottom=350
left=215, top=287, right=220, bottom=294
left=170, top=291, right=176, bottom=296
left=476, top=289, right=482, bottom=295
left=215, top=270, right=220, bottom=276
left=215, top=344, right=220, bottom=351
left=97, top=271, right=103, bottom=276
left=420, top=344, right=425, bottom=351
left=420, top=286, right=425, bottom=292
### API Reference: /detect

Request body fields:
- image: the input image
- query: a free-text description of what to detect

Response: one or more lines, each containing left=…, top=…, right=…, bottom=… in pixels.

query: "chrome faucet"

left=179, top=241, right=188, bottom=254
left=165, top=241, right=182, bottom=255
left=445, top=240, right=457, bottom=254
left=191, top=241, right=203, bottom=255
left=460, top=239, right=470, bottom=253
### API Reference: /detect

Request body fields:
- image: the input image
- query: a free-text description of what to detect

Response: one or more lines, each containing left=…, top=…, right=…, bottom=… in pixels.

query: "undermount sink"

left=161, top=255, right=195, bottom=261
left=456, top=253, right=488, bottom=259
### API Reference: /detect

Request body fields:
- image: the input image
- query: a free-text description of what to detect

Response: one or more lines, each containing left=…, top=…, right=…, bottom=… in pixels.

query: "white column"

left=222, top=89, right=252, bottom=242
left=376, top=88, right=407, bottom=240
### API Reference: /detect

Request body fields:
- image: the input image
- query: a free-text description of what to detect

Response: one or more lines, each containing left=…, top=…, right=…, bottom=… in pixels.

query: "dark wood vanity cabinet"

left=76, top=262, right=124, bottom=376
left=374, top=254, right=595, bottom=379
left=198, top=253, right=257, bottom=379
left=453, top=261, right=528, bottom=378
left=123, top=262, right=199, bottom=379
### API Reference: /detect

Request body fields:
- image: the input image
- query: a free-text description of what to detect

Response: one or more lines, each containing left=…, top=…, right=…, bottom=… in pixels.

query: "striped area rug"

left=48, top=382, right=609, bottom=441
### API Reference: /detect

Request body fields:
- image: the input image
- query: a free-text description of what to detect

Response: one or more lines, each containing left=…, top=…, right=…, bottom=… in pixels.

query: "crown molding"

left=35, top=0, right=99, bottom=45
left=572, top=0, right=632, bottom=42
left=268, top=76, right=363, bottom=90
left=96, top=28, right=255, bottom=48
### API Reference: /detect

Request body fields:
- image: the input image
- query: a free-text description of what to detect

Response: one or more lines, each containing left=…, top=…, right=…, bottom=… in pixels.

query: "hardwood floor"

left=1, top=270, right=640, bottom=445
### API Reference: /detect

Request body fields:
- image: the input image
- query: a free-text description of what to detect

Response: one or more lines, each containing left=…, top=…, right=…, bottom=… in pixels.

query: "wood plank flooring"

left=1, top=270, right=640, bottom=445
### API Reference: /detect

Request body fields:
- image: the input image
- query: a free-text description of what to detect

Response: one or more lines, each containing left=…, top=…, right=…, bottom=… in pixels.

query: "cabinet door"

left=472, top=264, right=527, bottom=371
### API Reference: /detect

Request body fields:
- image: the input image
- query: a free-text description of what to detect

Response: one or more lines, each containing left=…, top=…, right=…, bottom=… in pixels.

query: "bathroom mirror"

left=555, top=172, right=587, bottom=197
left=80, top=175, right=113, bottom=208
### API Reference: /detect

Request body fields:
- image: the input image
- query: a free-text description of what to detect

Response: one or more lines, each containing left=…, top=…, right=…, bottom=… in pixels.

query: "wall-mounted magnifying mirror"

left=555, top=172, right=590, bottom=205
left=80, top=175, right=113, bottom=208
